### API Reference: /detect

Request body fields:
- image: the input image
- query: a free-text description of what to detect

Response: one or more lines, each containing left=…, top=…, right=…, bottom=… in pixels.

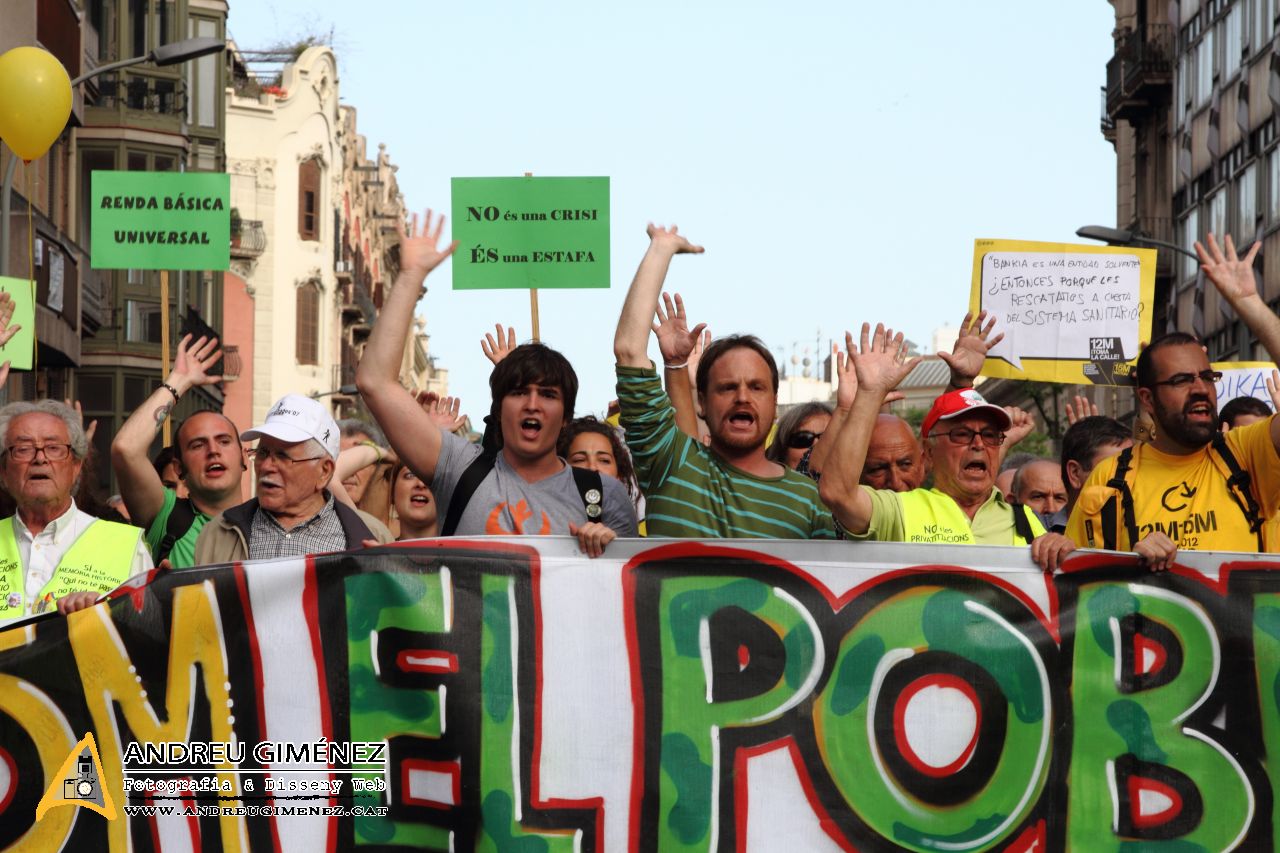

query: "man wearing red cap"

left=819, top=317, right=1076, bottom=572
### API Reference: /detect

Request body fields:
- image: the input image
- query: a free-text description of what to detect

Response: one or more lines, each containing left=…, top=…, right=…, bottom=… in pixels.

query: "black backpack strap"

left=1007, top=501, right=1035, bottom=545
left=155, top=497, right=196, bottom=564
left=570, top=466, right=605, bottom=521
left=1102, top=446, right=1139, bottom=551
left=441, top=451, right=497, bottom=537
left=1211, top=432, right=1265, bottom=549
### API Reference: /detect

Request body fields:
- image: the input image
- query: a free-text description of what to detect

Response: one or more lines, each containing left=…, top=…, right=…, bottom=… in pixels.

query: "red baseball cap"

left=920, top=388, right=1012, bottom=440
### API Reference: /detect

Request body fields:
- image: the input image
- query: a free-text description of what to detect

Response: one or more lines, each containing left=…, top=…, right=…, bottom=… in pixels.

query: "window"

left=1207, top=187, right=1228, bottom=239
left=1223, top=4, right=1243, bottom=79
left=1197, top=29, right=1215, bottom=107
left=1269, top=148, right=1280, bottom=222
left=1253, top=0, right=1276, bottom=50
left=1178, top=53, right=1189, bottom=125
left=1181, top=208, right=1200, bottom=280
left=298, top=159, right=321, bottom=241
left=1236, top=162, right=1258, bottom=242
left=185, top=17, right=219, bottom=128
left=296, top=283, right=320, bottom=364
left=125, top=300, right=163, bottom=343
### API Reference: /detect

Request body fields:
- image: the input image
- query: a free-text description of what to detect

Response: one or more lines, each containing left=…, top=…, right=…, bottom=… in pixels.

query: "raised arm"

left=111, top=334, right=221, bottom=527
left=818, top=325, right=920, bottom=534
left=614, top=224, right=704, bottom=367
left=652, top=292, right=707, bottom=437
left=938, top=310, right=1004, bottom=390
left=1196, top=234, right=1280, bottom=452
left=355, top=210, right=457, bottom=483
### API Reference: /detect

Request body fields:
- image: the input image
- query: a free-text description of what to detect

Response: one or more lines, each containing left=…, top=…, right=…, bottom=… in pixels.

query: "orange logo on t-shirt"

left=486, top=500, right=551, bottom=535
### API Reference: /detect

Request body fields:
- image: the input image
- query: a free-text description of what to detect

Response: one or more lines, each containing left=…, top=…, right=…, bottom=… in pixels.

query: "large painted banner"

left=2, top=537, right=1280, bottom=851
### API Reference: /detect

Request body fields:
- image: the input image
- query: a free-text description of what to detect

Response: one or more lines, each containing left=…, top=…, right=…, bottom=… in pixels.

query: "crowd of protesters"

left=4, top=213, right=1280, bottom=624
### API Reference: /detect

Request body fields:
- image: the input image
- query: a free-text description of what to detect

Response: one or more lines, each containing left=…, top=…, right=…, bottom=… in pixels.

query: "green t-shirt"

left=144, top=488, right=211, bottom=569
left=615, top=365, right=835, bottom=539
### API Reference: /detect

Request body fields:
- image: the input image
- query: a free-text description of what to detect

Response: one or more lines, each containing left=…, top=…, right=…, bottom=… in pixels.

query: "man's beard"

left=1154, top=395, right=1216, bottom=447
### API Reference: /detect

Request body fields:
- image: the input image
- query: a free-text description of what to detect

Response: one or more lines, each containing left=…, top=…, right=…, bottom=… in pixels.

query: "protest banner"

left=450, top=176, right=609, bottom=292
left=2, top=537, right=1279, bottom=851
left=1214, top=361, right=1277, bottom=414
left=0, top=276, right=37, bottom=370
left=90, top=172, right=231, bottom=271
left=971, top=239, right=1157, bottom=386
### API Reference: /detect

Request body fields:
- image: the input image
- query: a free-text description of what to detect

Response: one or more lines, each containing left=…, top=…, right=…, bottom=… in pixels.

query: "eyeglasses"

left=1150, top=369, right=1223, bottom=389
left=251, top=448, right=325, bottom=467
left=5, top=443, right=73, bottom=462
left=786, top=430, right=823, bottom=450
left=930, top=426, right=1006, bottom=447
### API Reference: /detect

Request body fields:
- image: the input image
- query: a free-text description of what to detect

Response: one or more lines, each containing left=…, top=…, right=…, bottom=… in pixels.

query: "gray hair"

left=303, top=438, right=333, bottom=461
left=1009, top=456, right=1052, bottom=496
left=0, top=400, right=89, bottom=459
left=337, top=418, right=385, bottom=447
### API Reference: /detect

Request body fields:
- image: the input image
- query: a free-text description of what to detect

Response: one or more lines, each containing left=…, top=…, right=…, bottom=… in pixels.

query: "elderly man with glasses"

left=193, top=394, right=393, bottom=565
left=1066, top=234, right=1280, bottom=569
left=818, top=318, right=1077, bottom=573
left=0, top=400, right=152, bottom=621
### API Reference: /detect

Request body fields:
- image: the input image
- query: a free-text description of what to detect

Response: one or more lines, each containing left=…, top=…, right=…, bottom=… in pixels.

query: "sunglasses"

left=786, top=430, right=823, bottom=450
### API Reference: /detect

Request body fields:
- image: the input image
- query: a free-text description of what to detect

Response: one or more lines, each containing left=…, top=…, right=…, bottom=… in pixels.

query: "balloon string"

left=25, top=163, right=36, bottom=374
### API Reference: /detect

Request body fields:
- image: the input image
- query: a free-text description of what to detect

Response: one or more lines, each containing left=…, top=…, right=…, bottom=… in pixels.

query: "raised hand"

left=687, top=328, right=711, bottom=378
left=851, top=323, right=921, bottom=397
left=172, top=333, right=222, bottom=387
left=416, top=391, right=467, bottom=434
left=1003, top=406, right=1035, bottom=448
left=481, top=324, right=517, bottom=366
left=1268, top=369, right=1280, bottom=413
left=646, top=223, right=704, bottom=256
left=938, top=311, right=1004, bottom=387
left=65, top=398, right=98, bottom=445
left=0, top=292, right=20, bottom=349
left=1195, top=233, right=1261, bottom=305
left=1063, top=394, right=1099, bottom=426
left=398, top=209, right=458, bottom=281
left=652, top=292, right=707, bottom=367
left=835, top=337, right=858, bottom=409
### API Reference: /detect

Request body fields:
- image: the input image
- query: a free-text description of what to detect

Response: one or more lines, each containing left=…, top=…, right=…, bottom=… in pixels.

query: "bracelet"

left=359, top=440, right=385, bottom=462
left=160, top=382, right=182, bottom=403
left=663, top=360, right=689, bottom=370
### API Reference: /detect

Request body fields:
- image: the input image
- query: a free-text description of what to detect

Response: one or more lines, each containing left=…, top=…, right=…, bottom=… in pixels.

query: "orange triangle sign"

left=35, top=732, right=117, bottom=822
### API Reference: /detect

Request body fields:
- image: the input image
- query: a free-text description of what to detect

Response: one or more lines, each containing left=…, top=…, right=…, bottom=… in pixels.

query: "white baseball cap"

left=241, top=394, right=341, bottom=459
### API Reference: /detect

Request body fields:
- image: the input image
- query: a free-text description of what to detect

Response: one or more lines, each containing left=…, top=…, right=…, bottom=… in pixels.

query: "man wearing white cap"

left=819, top=318, right=1077, bottom=573
left=193, top=394, right=393, bottom=564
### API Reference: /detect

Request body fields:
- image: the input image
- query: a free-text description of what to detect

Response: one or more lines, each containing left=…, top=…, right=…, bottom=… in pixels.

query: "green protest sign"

left=0, top=277, right=36, bottom=370
left=90, top=172, right=230, bottom=271
left=450, top=176, right=609, bottom=290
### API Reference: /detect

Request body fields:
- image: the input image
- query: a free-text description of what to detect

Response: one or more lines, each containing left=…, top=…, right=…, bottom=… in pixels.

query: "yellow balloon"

left=0, top=47, right=72, bottom=162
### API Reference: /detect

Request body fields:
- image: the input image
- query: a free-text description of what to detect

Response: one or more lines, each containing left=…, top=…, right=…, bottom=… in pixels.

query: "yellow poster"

left=970, top=238, right=1157, bottom=385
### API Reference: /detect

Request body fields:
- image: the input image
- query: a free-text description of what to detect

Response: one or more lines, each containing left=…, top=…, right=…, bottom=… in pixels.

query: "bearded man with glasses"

left=0, top=400, right=152, bottom=622
left=193, top=394, right=393, bottom=565
left=819, top=320, right=1077, bottom=573
left=1064, top=233, right=1280, bottom=569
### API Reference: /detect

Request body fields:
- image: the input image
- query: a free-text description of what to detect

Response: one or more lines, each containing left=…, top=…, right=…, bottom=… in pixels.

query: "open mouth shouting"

left=409, top=493, right=432, bottom=507
left=1184, top=398, right=1214, bottom=422
left=726, top=409, right=756, bottom=433
left=204, top=461, right=229, bottom=480
left=519, top=418, right=543, bottom=441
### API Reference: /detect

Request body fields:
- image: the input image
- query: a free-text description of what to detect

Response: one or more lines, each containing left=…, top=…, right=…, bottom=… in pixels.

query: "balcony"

left=86, top=71, right=186, bottom=116
left=1104, top=24, right=1173, bottom=123
left=340, top=276, right=376, bottom=327
left=1100, top=86, right=1116, bottom=141
left=230, top=219, right=266, bottom=259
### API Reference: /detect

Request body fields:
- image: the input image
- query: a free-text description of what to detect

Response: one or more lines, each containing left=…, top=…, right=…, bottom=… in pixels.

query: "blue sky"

left=228, top=1, right=1118, bottom=422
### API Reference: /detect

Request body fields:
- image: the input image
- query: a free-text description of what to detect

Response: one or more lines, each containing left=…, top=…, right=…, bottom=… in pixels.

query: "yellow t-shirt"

left=1066, top=416, right=1280, bottom=552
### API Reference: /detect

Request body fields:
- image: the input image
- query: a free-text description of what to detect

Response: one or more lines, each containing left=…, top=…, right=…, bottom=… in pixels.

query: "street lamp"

left=312, top=385, right=358, bottom=399
left=0, top=36, right=227, bottom=276
left=1075, top=224, right=1201, bottom=263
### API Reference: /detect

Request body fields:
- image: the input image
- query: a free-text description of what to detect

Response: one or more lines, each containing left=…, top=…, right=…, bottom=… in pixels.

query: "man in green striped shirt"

left=613, top=223, right=835, bottom=539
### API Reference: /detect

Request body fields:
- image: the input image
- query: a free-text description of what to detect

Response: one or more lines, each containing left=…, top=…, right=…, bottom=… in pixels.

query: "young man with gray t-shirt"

left=356, top=211, right=637, bottom=555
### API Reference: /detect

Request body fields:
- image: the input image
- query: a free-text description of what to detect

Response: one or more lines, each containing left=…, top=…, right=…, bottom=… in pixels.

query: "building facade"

left=1105, top=0, right=1280, bottom=359
left=2, top=0, right=229, bottom=491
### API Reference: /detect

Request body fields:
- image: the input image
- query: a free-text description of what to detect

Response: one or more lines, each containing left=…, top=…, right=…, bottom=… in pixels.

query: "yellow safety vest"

left=0, top=516, right=142, bottom=618
left=899, top=489, right=1044, bottom=545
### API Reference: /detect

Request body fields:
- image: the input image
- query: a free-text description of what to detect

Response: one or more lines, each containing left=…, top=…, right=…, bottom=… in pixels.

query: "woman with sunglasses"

left=766, top=403, right=833, bottom=471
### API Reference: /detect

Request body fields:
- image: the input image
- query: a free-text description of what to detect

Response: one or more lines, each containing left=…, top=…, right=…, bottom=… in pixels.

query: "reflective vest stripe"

left=899, top=490, right=1044, bottom=545
left=0, top=517, right=141, bottom=618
